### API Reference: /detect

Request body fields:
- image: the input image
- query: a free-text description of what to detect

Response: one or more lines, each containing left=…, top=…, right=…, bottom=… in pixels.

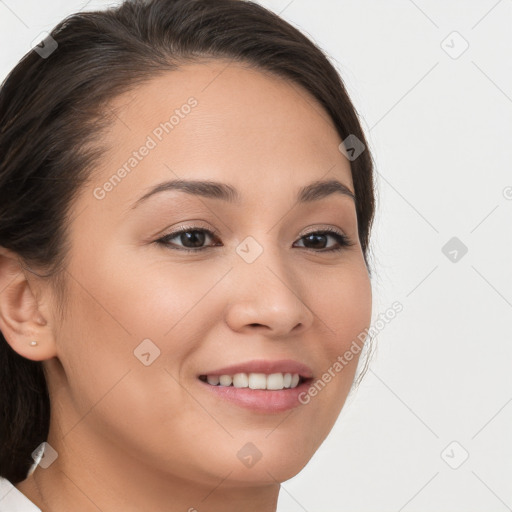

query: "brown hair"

left=0, top=0, right=376, bottom=483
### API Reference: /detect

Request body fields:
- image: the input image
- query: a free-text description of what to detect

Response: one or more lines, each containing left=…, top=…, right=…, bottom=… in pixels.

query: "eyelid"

left=159, top=221, right=220, bottom=238
left=300, top=225, right=345, bottom=236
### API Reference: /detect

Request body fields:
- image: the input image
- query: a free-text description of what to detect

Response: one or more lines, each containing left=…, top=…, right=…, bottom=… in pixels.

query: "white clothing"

left=0, top=477, right=41, bottom=512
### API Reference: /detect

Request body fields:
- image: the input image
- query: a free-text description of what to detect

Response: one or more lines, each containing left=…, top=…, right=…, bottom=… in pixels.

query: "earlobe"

left=0, top=246, right=57, bottom=361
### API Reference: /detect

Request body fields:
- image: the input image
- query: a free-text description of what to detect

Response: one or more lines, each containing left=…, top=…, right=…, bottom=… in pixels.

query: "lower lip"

left=198, top=378, right=312, bottom=413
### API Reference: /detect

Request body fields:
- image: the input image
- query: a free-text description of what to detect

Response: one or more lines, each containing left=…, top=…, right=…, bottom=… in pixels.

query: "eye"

left=154, top=226, right=355, bottom=253
left=155, top=225, right=221, bottom=252
left=293, top=228, right=356, bottom=252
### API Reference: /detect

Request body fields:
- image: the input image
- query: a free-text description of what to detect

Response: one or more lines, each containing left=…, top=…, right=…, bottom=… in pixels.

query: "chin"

left=213, top=432, right=321, bottom=486
left=218, top=455, right=312, bottom=487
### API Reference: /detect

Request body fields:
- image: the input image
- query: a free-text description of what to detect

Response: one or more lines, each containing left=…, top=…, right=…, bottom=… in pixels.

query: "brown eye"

left=155, top=227, right=220, bottom=252
left=294, top=230, right=354, bottom=252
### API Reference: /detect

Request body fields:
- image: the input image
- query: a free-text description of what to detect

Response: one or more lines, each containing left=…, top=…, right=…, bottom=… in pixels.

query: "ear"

left=0, top=246, right=58, bottom=361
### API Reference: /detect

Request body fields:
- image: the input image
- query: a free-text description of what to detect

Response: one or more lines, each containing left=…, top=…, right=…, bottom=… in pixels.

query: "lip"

left=198, top=379, right=312, bottom=413
left=197, top=359, right=314, bottom=414
left=198, top=359, right=314, bottom=379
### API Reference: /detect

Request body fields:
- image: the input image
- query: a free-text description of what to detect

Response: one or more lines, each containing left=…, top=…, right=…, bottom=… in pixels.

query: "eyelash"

left=154, top=225, right=355, bottom=253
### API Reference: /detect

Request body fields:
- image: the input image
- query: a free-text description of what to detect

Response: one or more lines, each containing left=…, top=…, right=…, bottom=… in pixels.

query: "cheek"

left=311, top=260, right=372, bottom=357
left=54, top=245, right=229, bottom=428
left=52, top=265, right=203, bottom=456
left=302, top=261, right=372, bottom=412
left=98, top=243, right=230, bottom=338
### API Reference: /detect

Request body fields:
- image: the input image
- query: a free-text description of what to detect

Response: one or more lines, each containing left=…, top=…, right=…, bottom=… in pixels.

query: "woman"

left=0, top=0, right=376, bottom=510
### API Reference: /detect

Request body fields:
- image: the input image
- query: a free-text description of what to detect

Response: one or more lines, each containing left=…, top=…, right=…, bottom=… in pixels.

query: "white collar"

left=0, top=476, right=42, bottom=512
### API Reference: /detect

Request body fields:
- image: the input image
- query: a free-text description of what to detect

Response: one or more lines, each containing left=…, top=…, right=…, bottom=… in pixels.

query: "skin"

left=0, top=59, right=372, bottom=511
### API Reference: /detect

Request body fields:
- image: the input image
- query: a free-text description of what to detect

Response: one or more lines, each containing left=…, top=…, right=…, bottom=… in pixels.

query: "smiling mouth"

left=198, top=372, right=309, bottom=390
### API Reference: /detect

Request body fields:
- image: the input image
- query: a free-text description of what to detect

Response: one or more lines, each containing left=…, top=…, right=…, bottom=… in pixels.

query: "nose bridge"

left=235, top=231, right=291, bottom=290
left=224, top=231, right=314, bottom=335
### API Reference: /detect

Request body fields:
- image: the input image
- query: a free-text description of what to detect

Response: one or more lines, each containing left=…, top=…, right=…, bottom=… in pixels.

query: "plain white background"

left=1, top=1, right=511, bottom=511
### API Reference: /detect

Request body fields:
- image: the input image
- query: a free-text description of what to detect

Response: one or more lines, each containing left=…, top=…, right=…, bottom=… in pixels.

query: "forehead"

left=83, top=59, right=353, bottom=212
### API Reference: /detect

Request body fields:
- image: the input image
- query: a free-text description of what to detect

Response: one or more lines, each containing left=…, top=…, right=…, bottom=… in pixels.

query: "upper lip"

left=199, top=359, right=314, bottom=379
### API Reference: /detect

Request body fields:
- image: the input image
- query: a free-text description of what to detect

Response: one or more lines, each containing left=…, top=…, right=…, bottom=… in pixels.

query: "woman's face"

left=46, top=60, right=372, bottom=487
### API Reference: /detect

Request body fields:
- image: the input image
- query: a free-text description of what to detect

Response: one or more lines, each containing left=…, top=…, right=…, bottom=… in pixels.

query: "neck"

left=17, top=448, right=280, bottom=512
left=15, top=422, right=280, bottom=512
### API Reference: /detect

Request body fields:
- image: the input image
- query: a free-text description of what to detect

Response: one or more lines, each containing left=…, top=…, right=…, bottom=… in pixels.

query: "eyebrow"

left=130, top=178, right=355, bottom=209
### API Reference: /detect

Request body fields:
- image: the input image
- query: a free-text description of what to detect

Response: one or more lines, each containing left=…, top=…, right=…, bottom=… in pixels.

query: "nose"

left=224, top=251, right=315, bottom=338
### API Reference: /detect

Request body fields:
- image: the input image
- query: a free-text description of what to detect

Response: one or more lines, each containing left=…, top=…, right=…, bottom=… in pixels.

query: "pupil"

left=305, top=233, right=326, bottom=249
left=182, top=230, right=205, bottom=248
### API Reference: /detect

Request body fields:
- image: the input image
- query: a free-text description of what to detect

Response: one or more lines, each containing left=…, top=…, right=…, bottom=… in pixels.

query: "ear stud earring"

left=30, top=341, right=38, bottom=346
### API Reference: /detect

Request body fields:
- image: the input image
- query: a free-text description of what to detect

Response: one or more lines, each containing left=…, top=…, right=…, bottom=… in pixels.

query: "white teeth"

left=232, top=373, right=249, bottom=388
left=267, top=373, right=284, bottom=390
left=248, top=373, right=267, bottom=389
left=219, top=375, right=232, bottom=386
left=207, top=375, right=220, bottom=386
left=204, top=372, right=302, bottom=390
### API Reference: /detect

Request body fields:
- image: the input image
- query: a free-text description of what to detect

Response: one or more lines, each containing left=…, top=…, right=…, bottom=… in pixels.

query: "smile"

left=199, top=372, right=304, bottom=390
left=197, top=359, right=314, bottom=413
